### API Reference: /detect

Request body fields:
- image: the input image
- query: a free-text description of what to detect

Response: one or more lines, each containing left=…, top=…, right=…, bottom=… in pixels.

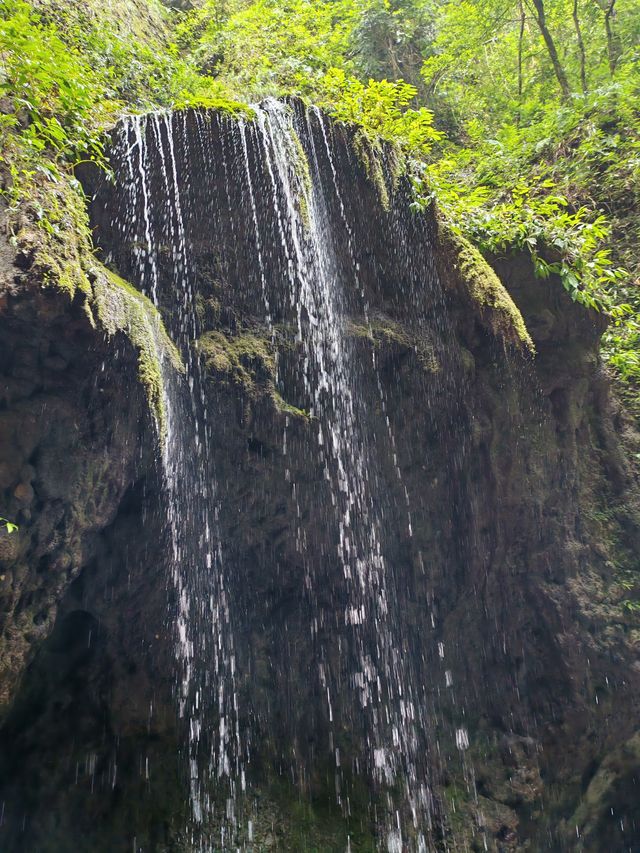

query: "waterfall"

left=112, top=113, right=245, bottom=849
left=243, top=100, right=434, bottom=847
left=101, top=100, right=453, bottom=849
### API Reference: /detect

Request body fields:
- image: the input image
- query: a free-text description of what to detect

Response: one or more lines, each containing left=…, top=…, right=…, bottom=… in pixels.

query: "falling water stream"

left=114, top=113, right=245, bottom=849
left=242, top=101, right=433, bottom=849
left=105, top=100, right=452, bottom=850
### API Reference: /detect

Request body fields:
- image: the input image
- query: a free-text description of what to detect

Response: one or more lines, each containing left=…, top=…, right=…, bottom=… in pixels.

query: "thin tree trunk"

left=386, top=37, right=403, bottom=79
left=573, top=0, right=588, bottom=93
left=517, top=0, right=526, bottom=124
left=591, top=0, right=622, bottom=75
left=529, top=0, right=572, bottom=99
left=604, top=0, right=622, bottom=74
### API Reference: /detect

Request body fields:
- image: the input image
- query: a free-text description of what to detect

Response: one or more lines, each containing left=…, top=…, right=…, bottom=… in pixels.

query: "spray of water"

left=105, top=101, right=447, bottom=849
left=112, top=113, right=245, bottom=849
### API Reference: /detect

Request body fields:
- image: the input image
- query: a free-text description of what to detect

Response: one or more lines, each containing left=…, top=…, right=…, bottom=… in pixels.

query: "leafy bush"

left=320, top=69, right=444, bottom=155
left=0, top=0, right=111, bottom=165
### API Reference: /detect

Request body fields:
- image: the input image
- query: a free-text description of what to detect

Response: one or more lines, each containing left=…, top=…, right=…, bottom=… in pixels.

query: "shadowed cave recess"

left=0, top=99, right=639, bottom=852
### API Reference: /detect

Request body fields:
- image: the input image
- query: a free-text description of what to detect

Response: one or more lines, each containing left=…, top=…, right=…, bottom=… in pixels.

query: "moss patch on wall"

left=198, top=328, right=309, bottom=419
left=441, top=223, right=534, bottom=353
left=8, top=175, right=182, bottom=437
left=289, top=125, right=313, bottom=227
left=198, top=329, right=275, bottom=389
left=14, top=181, right=94, bottom=305
left=92, top=266, right=184, bottom=436
left=352, top=129, right=404, bottom=213
left=347, top=315, right=440, bottom=373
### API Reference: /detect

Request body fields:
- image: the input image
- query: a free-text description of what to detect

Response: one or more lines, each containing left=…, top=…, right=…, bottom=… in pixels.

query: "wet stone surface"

left=0, top=104, right=638, bottom=851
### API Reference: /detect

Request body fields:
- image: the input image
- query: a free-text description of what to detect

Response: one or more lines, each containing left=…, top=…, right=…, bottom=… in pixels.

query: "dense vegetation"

left=1, top=0, right=638, bottom=396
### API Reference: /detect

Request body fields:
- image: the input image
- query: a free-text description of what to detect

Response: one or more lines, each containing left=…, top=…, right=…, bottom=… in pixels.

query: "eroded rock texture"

left=0, top=106, right=638, bottom=851
left=0, top=219, right=182, bottom=850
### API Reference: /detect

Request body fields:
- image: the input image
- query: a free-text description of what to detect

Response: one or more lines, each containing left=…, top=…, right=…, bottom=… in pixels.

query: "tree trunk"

left=591, top=0, right=622, bottom=74
left=529, top=0, right=572, bottom=99
left=517, top=0, right=526, bottom=123
left=604, top=0, right=623, bottom=74
left=573, top=0, right=588, bottom=93
left=518, top=0, right=526, bottom=99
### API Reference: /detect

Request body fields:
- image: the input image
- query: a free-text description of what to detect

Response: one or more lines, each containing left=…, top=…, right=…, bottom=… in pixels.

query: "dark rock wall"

left=0, top=234, right=182, bottom=850
left=0, top=107, right=638, bottom=851
left=0, top=269, right=149, bottom=706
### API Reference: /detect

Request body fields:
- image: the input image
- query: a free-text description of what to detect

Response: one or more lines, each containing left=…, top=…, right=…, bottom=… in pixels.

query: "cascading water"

left=96, top=99, right=465, bottom=849
left=0, top=62, right=635, bottom=853
left=241, top=101, right=435, bottom=849
left=112, top=114, right=245, bottom=849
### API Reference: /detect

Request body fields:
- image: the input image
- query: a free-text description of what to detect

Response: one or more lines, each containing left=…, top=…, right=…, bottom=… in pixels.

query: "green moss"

left=172, top=96, right=256, bottom=120
left=347, top=317, right=440, bottom=373
left=272, top=390, right=310, bottom=420
left=230, top=769, right=376, bottom=851
left=194, top=293, right=221, bottom=326
left=289, top=127, right=313, bottom=227
left=198, top=329, right=275, bottom=393
left=92, top=266, right=184, bottom=436
left=198, top=329, right=312, bottom=419
left=18, top=179, right=94, bottom=303
left=10, top=173, right=183, bottom=438
left=443, top=224, right=534, bottom=352
left=353, top=129, right=405, bottom=212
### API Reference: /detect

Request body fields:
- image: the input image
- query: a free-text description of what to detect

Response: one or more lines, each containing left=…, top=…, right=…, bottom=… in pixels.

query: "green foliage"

left=2, top=0, right=640, bottom=400
left=183, top=0, right=361, bottom=97
left=350, top=0, right=434, bottom=90
left=422, top=164, right=627, bottom=310
left=320, top=69, right=443, bottom=155
left=0, top=0, right=111, bottom=171
left=0, top=0, right=248, bottom=197
left=0, top=517, right=18, bottom=534
left=410, top=69, right=639, bottom=383
left=171, top=92, right=256, bottom=118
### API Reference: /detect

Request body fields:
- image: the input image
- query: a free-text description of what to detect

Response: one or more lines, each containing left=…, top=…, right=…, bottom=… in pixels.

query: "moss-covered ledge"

left=347, top=315, right=440, bottom=373
left=7, top=176, right=183, bottom=437
left=90, top=266, right=183, bottom=436
left=436, top=218, right=534, bottom=354
left=197, top=328, right=309, bottom=420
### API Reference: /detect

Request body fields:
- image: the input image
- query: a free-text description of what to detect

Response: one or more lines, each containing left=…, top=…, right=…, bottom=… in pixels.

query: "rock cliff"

left=0, top=103, right=638, bottom=851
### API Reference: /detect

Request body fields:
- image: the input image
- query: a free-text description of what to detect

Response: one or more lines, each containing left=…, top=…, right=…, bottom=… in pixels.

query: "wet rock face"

left=0, top=105, right=639, bottom=851
left=0, top=253, right=183, bottom=849
left=0, top=277, right=151, bottom=708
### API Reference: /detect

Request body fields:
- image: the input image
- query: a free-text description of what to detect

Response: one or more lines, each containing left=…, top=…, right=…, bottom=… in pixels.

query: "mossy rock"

left=90, top=265, right=184, bottom=437
left=200, top=770, right=378, bottom=852
left=566, top=731, right=640, bottom=848
left=347, top=316, right=440, bottom=373
left=440, top=222, right=534, bottom=353
left=9, top=167, right=183, bottom=439
left=198, top=330, right=275, bottom=390
left=198, top=329, right=309, bottom=419
left=352, top=129, right=405, bottom=212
